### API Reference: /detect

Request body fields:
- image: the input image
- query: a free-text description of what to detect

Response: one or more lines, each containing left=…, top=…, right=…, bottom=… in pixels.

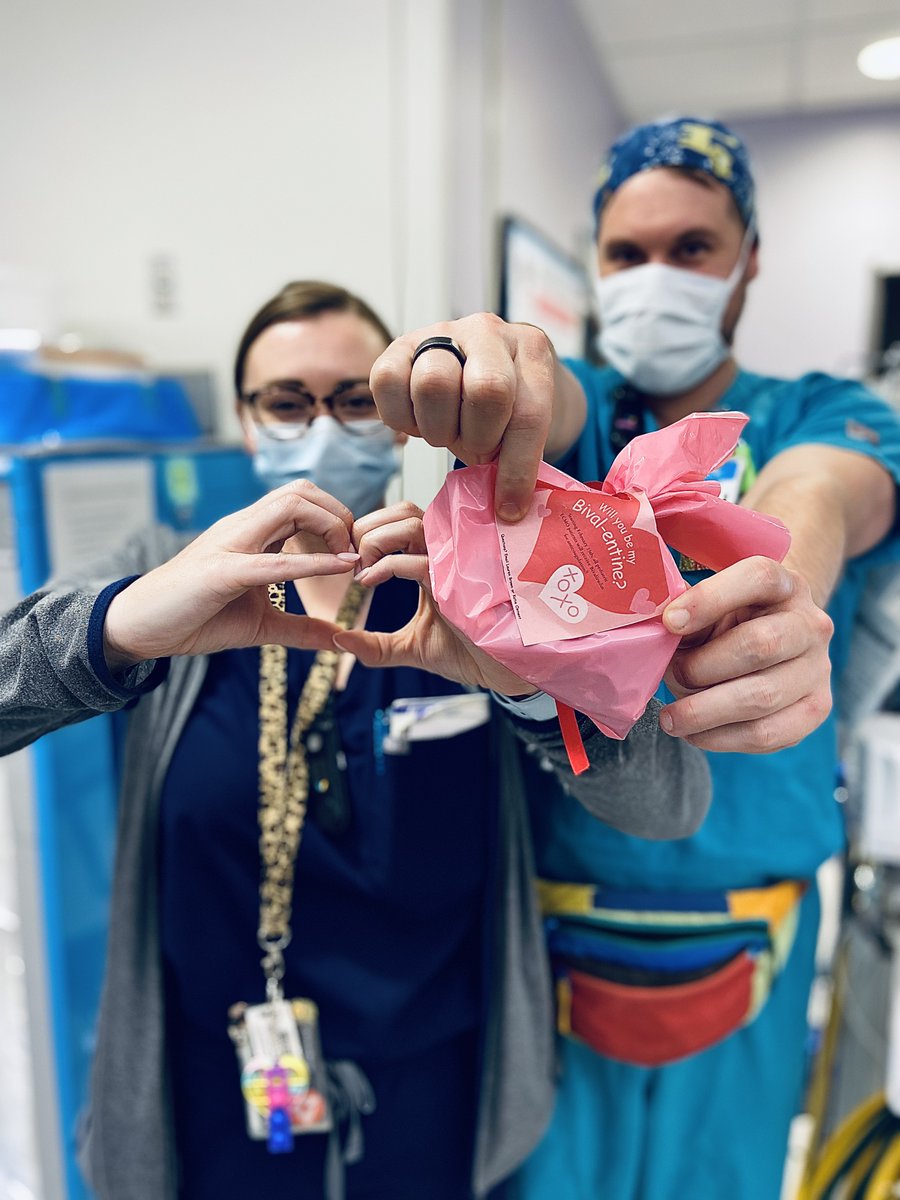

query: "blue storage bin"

left=0, top=363, right=201, bottom=444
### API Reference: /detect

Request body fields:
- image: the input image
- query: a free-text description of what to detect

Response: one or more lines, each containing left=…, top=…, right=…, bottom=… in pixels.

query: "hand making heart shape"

left=100, top=480, right=536, bottom=699
left=336, top=501, right=541, bottom=698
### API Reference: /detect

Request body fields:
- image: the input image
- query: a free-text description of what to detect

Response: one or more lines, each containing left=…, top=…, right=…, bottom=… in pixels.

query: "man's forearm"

left=741, top=445, right=896, bottom=607
left=544, top=361, right=588, bottom=464
left=744, top=473, right=848, bottom=606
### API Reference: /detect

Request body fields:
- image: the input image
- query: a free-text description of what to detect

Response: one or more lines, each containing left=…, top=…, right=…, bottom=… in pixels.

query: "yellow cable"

left=845, top=1136, right=886, bottom=1197
left=800, top=936, right=851, bottom=1187
left=864, top=1128, right=900, bottom=1200
left=797, top=1093, right=889, bottom=1200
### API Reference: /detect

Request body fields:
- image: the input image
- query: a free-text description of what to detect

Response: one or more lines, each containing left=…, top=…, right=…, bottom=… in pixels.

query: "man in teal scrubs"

left=371, top=116, right=900, bottom=1198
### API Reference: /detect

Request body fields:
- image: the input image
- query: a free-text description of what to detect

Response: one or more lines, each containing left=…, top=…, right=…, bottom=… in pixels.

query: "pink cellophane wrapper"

left=423, top=411, right=791, bottom=739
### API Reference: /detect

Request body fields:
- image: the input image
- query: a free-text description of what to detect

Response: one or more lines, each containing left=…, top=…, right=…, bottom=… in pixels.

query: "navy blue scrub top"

left=159, top=576, right=494, bottom=1064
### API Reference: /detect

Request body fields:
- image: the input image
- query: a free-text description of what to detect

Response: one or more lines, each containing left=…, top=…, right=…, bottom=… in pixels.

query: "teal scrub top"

left=530, top=365, right=900, bottom=892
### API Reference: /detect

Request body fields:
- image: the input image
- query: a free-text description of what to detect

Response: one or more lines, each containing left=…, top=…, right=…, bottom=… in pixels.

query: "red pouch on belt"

left=560, top=954, right=757, bottom=1067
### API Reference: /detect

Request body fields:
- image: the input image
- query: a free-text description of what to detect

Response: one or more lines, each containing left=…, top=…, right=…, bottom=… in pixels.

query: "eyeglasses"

left=242, top=380, right=380, bottom=431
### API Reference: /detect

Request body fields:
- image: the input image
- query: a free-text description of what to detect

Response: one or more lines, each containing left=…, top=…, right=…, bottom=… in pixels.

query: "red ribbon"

left=556, top=701, right=589, bottom=775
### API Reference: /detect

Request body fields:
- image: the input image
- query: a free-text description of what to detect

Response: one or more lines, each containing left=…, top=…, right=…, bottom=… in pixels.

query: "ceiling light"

left=857, top=36, right=900, bottom=80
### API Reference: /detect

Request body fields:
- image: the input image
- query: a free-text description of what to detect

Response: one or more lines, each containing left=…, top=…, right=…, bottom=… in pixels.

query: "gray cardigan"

left=0, top=526, right=711, bottom=1199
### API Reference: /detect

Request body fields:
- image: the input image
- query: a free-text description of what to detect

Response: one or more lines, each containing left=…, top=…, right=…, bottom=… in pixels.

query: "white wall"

left=495, top=0, right=624, bottom=273
left=729, top=105, right=900, bottom=381
left=1, top=0, right=623, bottom=503
left=449, top=0, right=624, bottom=316
left=6, top=4, right=897, bottom=423
left=0, top=1, right=457, bottom=427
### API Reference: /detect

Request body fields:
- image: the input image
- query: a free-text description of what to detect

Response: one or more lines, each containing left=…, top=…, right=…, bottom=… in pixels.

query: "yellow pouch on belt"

left=539, top=878, right=806, bottom=1067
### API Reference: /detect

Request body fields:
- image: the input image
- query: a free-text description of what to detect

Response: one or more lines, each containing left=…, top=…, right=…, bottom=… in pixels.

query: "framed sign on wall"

left=498, top=215, right=592, bottom=360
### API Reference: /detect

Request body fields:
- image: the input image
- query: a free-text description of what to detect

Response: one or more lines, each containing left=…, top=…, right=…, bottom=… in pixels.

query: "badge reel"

left=228, top=993, right=332, bottom=1153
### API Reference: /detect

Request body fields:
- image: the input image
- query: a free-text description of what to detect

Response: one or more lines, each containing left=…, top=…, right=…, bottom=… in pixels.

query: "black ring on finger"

left=411, top=335, right=467, bottom=369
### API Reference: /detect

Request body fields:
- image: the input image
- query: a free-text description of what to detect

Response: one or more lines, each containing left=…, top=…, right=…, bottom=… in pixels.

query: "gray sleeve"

left=509, top=698, right=711, bottom=840
left=0, top=526, right=180, bottom=756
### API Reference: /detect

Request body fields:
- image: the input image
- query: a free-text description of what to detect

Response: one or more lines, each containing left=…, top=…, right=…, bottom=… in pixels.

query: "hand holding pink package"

left=423, top=412, right=791, bottom=758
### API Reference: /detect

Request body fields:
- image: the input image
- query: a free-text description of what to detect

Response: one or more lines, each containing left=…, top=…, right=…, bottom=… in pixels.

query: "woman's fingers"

left=258, top=612, right=346, bottom=653
left=352, top=501, right=425, bottom=549
left=353, top=513, right=427, bottom=573
left=229, top=550, right=359, bottom=589
left=333, top=626, right=413, bottom=670
left=350, top=503, right=429, bottom=585
left=354, top=554, right=428, bottom=589
left=100, top=480, right=365, bottom=665
left=227, top=479, right=355, bottom=556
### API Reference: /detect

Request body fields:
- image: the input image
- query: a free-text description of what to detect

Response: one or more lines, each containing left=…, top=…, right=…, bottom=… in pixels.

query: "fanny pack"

left=539, top=877, right=806, bottom=1067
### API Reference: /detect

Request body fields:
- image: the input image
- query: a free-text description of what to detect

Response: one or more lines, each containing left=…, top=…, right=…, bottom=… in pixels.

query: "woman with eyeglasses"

left=0, top=280, right=710, bottom=1200
left=235, top=282, right=403, bottom=516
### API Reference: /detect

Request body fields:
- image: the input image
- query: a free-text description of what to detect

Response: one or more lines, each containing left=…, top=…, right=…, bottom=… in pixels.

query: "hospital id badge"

left=228, top=997, right=332, bottom=1153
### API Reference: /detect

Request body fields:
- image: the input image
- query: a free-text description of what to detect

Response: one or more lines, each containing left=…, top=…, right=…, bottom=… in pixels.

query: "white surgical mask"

left=250, top=414, right=401, bottom=517
left=594, top=225, right=755, bottom=395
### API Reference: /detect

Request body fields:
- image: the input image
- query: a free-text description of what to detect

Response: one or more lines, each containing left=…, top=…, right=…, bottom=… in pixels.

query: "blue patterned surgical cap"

left=593, top=116, right=756, bottom=228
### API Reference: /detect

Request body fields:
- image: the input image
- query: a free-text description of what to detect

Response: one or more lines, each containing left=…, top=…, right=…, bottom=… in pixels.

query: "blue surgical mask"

left=594, top=224, right=755, bottom=395
left=250, top=415, right=401, bottom=517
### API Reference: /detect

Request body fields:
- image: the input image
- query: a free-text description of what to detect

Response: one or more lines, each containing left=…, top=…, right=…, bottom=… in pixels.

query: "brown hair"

left=233, top=280, right=393, bottom=396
